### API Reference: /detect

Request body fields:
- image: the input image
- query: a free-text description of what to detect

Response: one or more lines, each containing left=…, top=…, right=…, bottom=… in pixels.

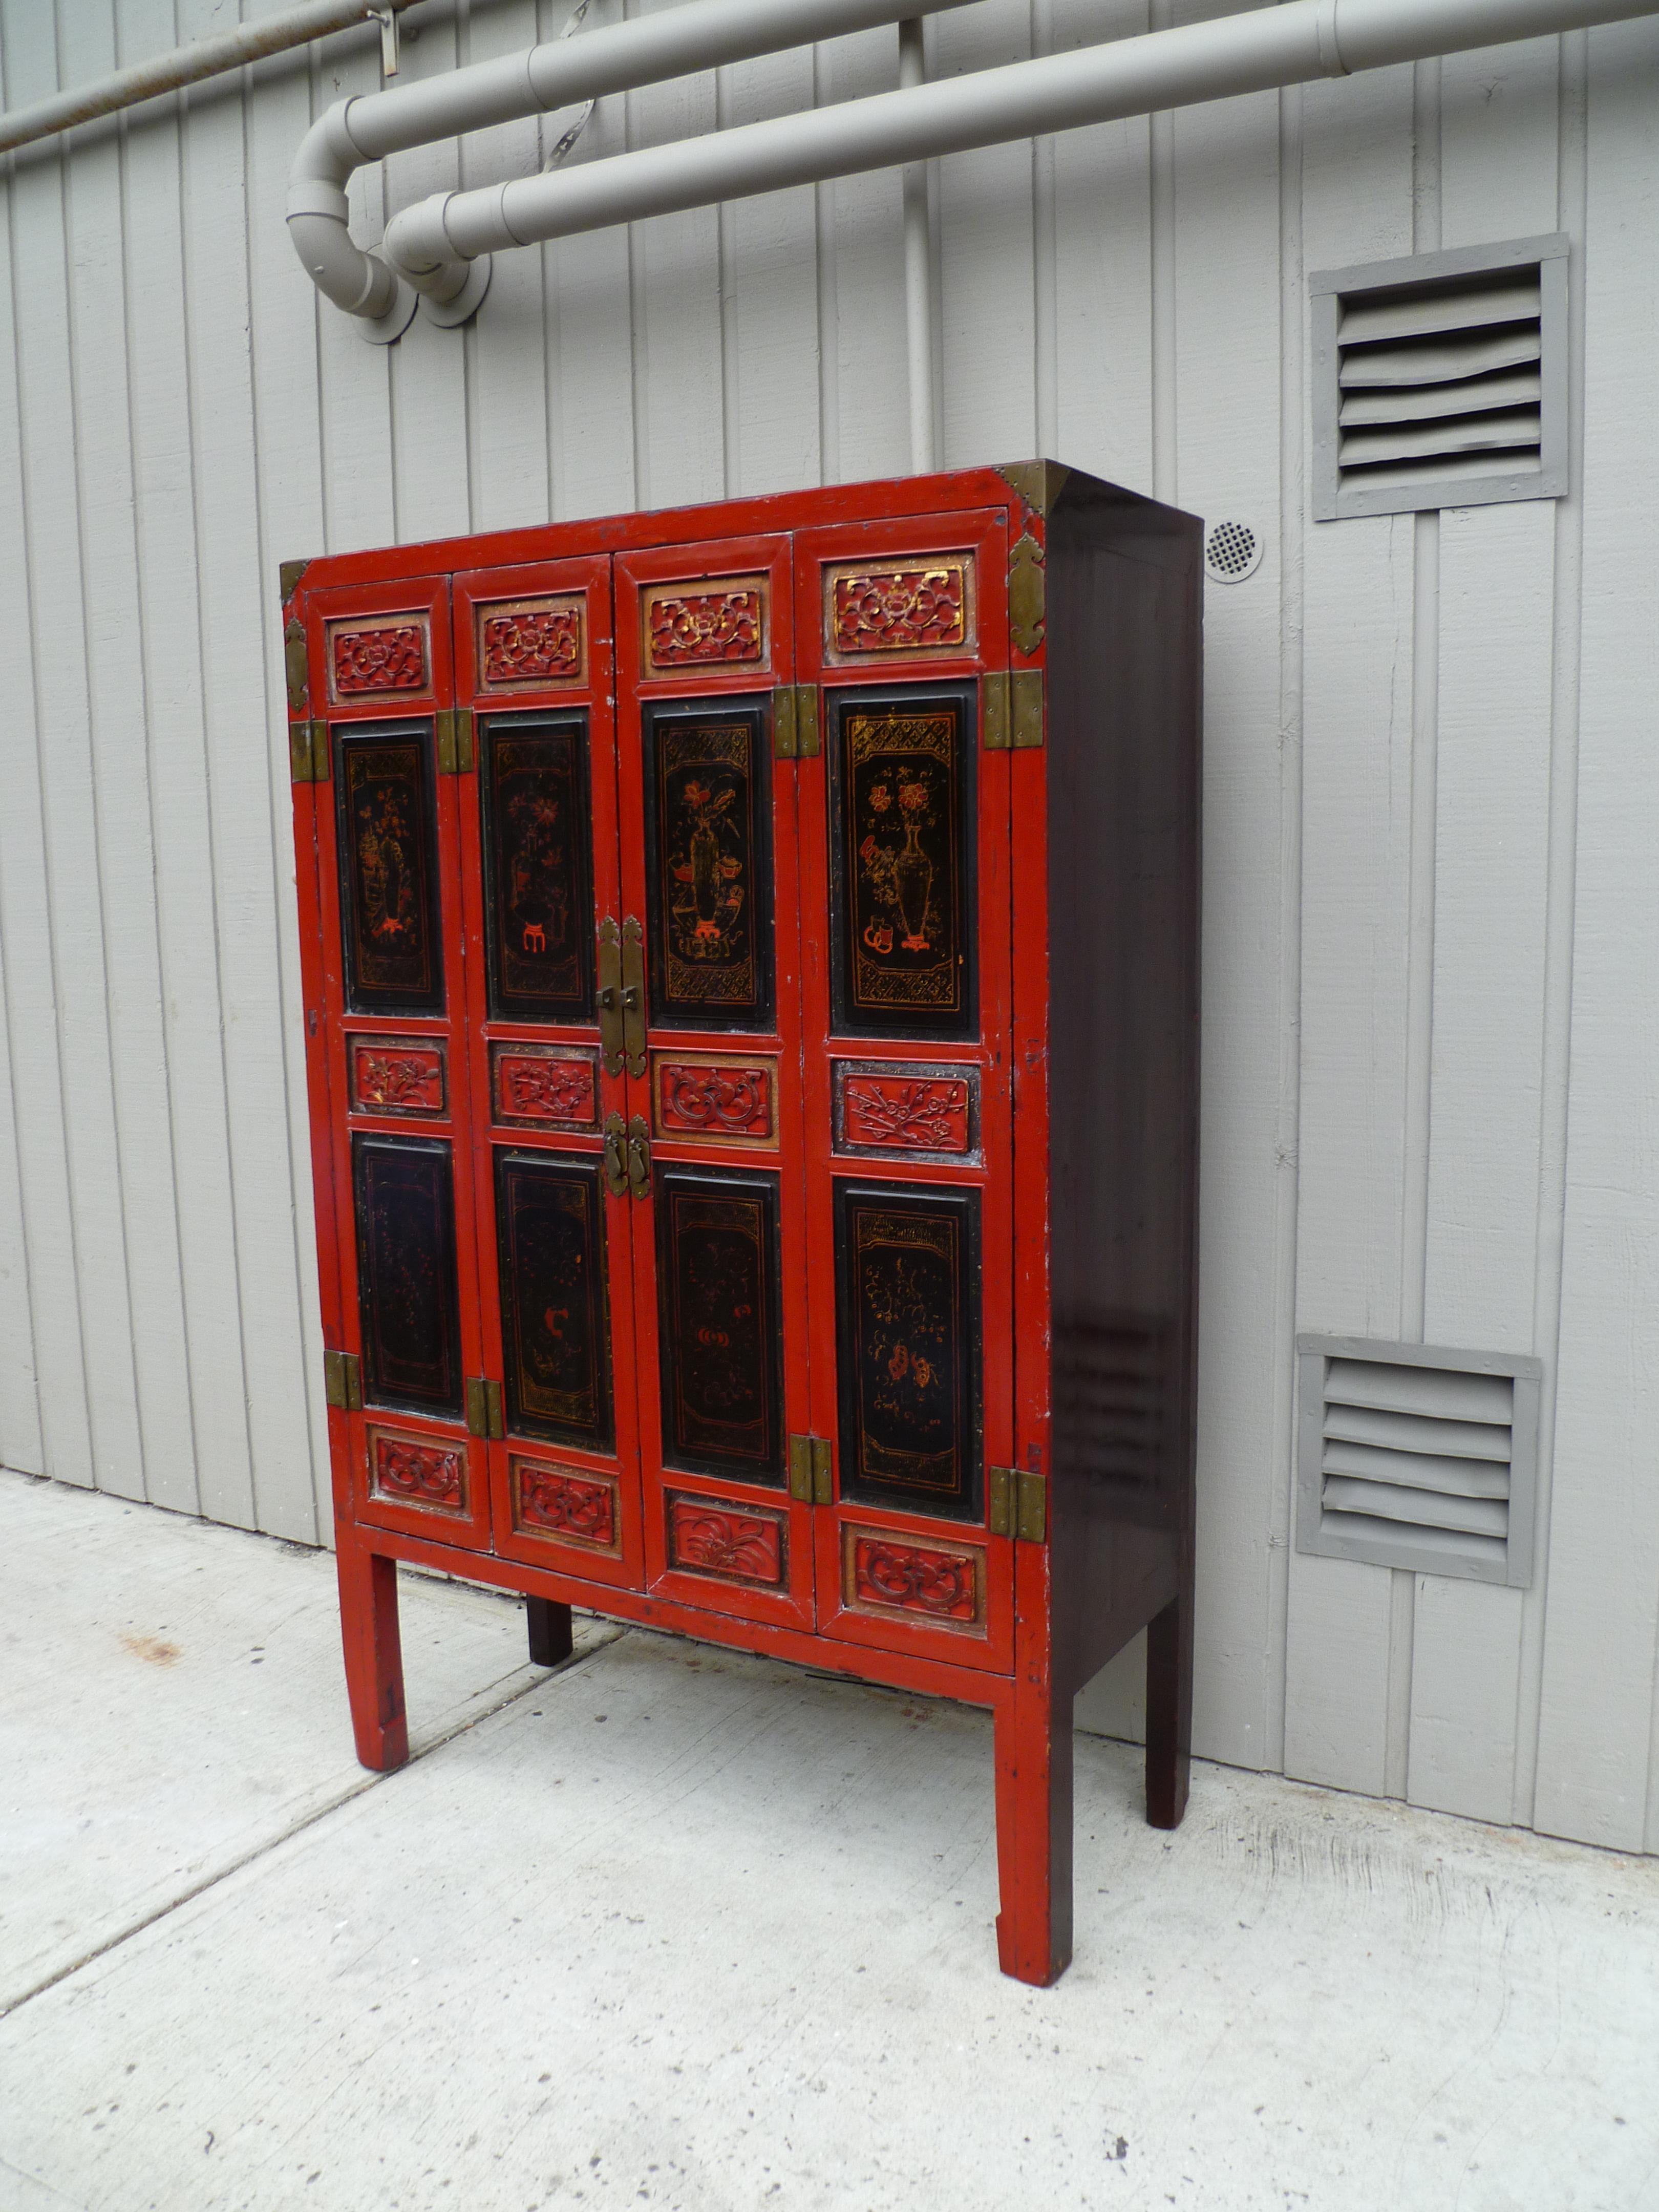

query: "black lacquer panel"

left=353, top=1136, right=463, bottom=1416
left=828, top=686, right=976, bottom=1040
left=833, top=1180, right=982, bottom=1521
left=655, top=1167, right=784, bottom=1485
left=495, top=1150, right=614, bottom=1453
left=335, top=726, right=444, bottom=1015
left=480, top=714, right=594, bottom=1024
left=642, top=698, right=774, bottom=1031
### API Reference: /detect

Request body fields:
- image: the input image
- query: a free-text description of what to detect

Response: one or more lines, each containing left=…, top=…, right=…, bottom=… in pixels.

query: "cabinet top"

left=279, top=461, right=1198, bottom=609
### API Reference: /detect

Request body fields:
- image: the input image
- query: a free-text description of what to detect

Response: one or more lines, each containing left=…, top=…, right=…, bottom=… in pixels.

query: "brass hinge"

left=1011, top=669, right=1044, bottom=749
left=1008, top=531, right=1047, bottom=658
left=284, top=616, right=310, bottom=717
left=289, top=719, right=330, bottom=783
left=626, top=1114, right=652, bottom=1200
left=435, top=707, right=475, bottom=775
left=983, top=671, right=1009, bottom=751
left=983, top=672, right=1043, bottom=752
left=789, top=1434, right=834, bottom=1505
left=989, top=1466, right=1047, bottom=1542
left=323, top=1350, right=361, bottom=1412
left=620, top=916, right=646, bottom=1077
left=465, top=1377, right=504, bottom=1440
left=773, top=683, right=820, bottom=760
left=279, top=557, right=314, bottom=605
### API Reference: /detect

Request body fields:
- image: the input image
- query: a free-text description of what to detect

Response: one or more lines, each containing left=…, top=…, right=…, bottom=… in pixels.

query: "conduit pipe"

left=286, top=0, right=987, bottom=340
left=380, top=0, right=1659, bottom=328
left=0, top=0, right=422, bottom=158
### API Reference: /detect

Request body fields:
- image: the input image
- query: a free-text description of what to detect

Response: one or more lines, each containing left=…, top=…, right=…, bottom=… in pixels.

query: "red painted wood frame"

left=304, top=574, right=495, bottom=1554
left=794, top=506, right=1016, bottom=1674
left=611, top=534, right=816, bottom=1631
left=451, top=554, right=648, bottom=1593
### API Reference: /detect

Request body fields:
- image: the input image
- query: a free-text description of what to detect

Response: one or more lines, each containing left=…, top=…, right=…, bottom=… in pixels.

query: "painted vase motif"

left=895, top=821, right=933, bottom=952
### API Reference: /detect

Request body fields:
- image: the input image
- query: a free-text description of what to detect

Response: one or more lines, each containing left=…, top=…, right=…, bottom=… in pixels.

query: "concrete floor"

left=3, top=1468, right=1656, bottom=2212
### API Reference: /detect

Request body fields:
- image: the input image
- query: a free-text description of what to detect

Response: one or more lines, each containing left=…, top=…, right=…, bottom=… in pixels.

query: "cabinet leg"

left=992, top=1677, right=1073, bottom=1986
left=526, top=1595, right=574, bottom=1668
left=335, top=1532, right=408, bottom=1773
left=1145, top=1580, right=1194, bottom=1829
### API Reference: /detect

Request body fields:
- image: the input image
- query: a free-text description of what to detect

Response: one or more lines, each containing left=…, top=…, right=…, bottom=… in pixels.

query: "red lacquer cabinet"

left=284, top=462, right=1201, bottom=1986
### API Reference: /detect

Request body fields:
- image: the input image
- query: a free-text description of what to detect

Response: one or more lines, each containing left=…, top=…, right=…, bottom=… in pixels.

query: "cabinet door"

left=611, top=536, right=817, bottom=1630
left=793, top=510, right=1018, bottom=1673
left=451, top=557, right=645, bottom=1589
left=302, top=576, right=494, bottom=1552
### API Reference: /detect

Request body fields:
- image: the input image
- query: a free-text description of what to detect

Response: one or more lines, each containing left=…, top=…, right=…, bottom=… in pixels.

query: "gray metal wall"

left=0, top=0, right=1654, bottom=1853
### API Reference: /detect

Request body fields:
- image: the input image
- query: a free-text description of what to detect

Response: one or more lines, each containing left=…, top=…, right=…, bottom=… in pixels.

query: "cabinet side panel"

left=1045, top=485, right=1202, bottom=1695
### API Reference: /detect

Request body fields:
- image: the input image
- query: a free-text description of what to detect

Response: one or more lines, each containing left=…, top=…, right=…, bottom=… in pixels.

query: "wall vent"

left=1311, top=235, right=1568, bottom=521
left=1295, top=1335, right=1541, bottom=1587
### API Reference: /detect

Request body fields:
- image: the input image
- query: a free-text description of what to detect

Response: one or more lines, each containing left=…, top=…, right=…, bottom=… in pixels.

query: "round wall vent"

left=1203, top=518, right=1264, bottom=585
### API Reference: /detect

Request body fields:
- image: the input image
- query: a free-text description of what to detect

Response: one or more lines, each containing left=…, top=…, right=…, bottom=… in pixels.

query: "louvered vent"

left=1311, top=236, right=1568, bottom=521
left=1296, top=1336, right=1541, bottom=1587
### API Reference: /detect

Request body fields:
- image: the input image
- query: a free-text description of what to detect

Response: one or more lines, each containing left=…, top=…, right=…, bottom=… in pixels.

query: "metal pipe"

left=381, top=0, right=1659, bottom=322
left=0, top=0, right=421, bottom=157
left=899, top=19, right=935, bottom=475
left=286, top=0, right=988, bottom=340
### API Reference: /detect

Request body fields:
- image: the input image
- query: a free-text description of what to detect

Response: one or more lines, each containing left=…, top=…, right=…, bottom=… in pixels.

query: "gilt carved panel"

left=641, top=577, right=768, bottom=676
left=368, top=1427, right=467, bottom=1516
left=822, top=557, right=974, bottom=665
left=652, top=1054, right=776, bottom=1146
left=842, top=1526, right=984, bottom=1629
left=832, top=1060, right=978, bottom=1163
left=665, top=1491, right=786, bottom=1588
left=512, top=1456, right=619, bottom=1551
left=327, top=615, right=429, bottom=700
left=491, top=1044, right=599, bottom=1131
left=476, top=595, right=585, bottom=690
left=349, top=1038, right=447, bottom=1119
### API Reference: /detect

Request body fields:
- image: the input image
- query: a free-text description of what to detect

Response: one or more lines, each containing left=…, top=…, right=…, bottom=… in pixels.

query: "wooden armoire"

left=284, top=461, right=1200, bottom=1987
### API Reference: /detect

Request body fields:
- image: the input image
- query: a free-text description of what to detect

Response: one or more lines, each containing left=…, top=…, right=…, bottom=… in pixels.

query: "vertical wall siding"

left=1, top=0, right=1655, bottom=1849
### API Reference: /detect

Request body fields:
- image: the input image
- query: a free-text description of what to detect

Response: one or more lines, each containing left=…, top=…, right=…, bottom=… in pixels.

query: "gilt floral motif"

left=332, top=623, right=426, bottom=694
left=646, top=586, right=764, bottom=670
left=481, top=603, right=583, bottom=686
left=665, top=1494, right=785, bottom=1586
left=830, top=563, right=967, bottom=656
left=493, top=1047, right=598, bottom=1128
left=840, top=1073, right=971, bottom=1155
left=350, top=1040, right=445, bottom=1117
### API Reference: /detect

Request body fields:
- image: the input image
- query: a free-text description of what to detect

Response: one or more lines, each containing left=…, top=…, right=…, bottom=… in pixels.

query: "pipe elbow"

left=292, top=98, right=367, bottom=190
left=286, top=202, right=399, bottom=322
left=382, top=192, right=475, bottom=303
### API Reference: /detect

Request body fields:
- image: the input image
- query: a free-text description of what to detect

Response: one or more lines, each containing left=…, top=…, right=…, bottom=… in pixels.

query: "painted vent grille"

left=1295, top=1336, right=1541, bottom=1588
left=1311, top=236, right=1567, bottom=520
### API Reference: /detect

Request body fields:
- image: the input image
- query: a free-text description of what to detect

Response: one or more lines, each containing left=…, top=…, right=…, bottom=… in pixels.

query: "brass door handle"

left=626, top=1115, right=652, bottom=1200
left=597, top=919, right=624, bottom=1075
left=621, top=917, right=647, bottom=1077
left=603, top=1112, right=629, bottom=1198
